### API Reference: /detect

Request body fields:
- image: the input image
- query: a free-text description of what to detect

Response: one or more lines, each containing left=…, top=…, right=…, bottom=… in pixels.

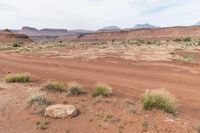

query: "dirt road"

left=0, top=52, right=200, bottom=120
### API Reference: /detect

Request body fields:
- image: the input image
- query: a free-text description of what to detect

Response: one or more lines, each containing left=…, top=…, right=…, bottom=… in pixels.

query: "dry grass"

left=123, top=99, right=136, bottom=114
left=196, top=122, right=200, bottom=133
left=42, top=81, right=66, bottom=92
left=36, top=119, right=49, bottom=130
left=26, top=92, right=49, bottom=114
left=4, top=73, right=31, bottom=83
left=67, top=81, right=83, bottom=96
left=180, top=55, right=193, bottom=62
left=142, top=89, right=176, bottom=113
left=92, top=83, right=113, bottom=97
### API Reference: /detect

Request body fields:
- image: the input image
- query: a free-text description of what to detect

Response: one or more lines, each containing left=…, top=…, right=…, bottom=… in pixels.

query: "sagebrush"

left=142, top=89, right=176, bottom=113
left=67, top=81, right=83, bottom=95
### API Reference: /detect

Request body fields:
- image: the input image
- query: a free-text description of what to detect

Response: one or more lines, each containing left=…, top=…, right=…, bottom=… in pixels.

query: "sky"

left=0, top=0, right=200, bottom=30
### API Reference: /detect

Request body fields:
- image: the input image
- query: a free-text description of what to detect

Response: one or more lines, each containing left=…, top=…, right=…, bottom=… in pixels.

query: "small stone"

left=164, top=118, right=175, bottom=123
left=45, top=104, right=78, bottom=119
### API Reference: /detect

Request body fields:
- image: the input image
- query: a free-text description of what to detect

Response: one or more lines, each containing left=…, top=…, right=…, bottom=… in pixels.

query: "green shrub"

left=142, top=89, right=176, bottom=113
left=12, top=42, right=21, bottom=47
left=43, top=81, right=65, bottom=92
left=4, top=73, right=31, bottom=83
left=67, top=81, right=83, bottom=96
left=92, top=83, right=112, bottom=97
left=183, top=37, right=191, bottom=42
left=174, top=38, right=182, bottom=42
left=36, top=119, right=49, bottom=130
left=27, top=92, right=49, bottom=113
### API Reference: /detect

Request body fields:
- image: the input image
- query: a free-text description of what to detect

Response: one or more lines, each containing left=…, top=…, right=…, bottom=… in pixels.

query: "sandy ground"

left=0, top=44, right=200, bottom=133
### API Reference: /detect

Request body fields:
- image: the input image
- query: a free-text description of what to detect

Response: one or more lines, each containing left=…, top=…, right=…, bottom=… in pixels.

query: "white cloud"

left=0, top=0, right=200, bottom=29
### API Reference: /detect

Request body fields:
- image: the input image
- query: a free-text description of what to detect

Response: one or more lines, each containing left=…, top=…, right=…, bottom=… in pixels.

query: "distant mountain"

left=0, top=29, right=32, bottom=43
left=98, top=26, right=121, bottom=32
left=194, top=21, right=200, bottom=26
left=18, top=26, right=94, bottom=37
left=134, top=23, right=157, bottom=29
left=16, top=26, right=95, bottom=42
left=68, top=29, right=94, bottom=34
left=19, top=26, right=69, bottom=36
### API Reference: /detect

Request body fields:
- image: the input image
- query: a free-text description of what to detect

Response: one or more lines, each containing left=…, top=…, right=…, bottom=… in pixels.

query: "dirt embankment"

left=58, top=26, right=200, bottom=42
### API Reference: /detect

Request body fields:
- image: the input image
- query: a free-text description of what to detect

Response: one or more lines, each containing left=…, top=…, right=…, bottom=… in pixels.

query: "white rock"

left=45, top=104, right=78, bottom=119
left=164, top=118, right=175, bottom=123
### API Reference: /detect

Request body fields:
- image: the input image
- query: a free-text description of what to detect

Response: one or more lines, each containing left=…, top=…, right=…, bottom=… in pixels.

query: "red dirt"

left=0, top=50, right=200, bottom=132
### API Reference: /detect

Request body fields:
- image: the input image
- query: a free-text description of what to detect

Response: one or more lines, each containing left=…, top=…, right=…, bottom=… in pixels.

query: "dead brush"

left=196, top=122, right=200, bottom=133
left=123, top=98, right=137, bottom=114
left=26, top=92, right=49, bottom=114
left=67, top=81, right=83, bottom=96
left=36, top=119, right=49, bottom=130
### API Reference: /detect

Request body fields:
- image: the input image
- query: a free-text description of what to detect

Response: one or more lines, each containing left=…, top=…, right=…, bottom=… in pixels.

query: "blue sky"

left=0, top=0, right=200, bottom=30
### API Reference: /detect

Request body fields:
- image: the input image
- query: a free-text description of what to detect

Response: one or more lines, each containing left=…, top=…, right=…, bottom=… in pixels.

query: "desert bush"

left=4, top=73, right=31, bottom=83
left=36, top=119, right=49, bottom=130
left=196, top=122, right=200, bottom=133
left=92, top=83, right=112, bottom=97
left=180, top=55, right=193, bottom=62
left=183, top=37, right=191, bottom=42
left=198, top=40, right=200, bottom=45
left=174, top=38, right=182, bottom=42
left=67, top=81, right=83, bottom=96
left=42, top=81, right=65, bottom=92
left=142, top=89, right=176, bottom=113
left=27, top=92, right=49, bottom=113
left=12, top=42, right=21, bottom=47
left=142, top=121, right=149, bottom=131
left=123, top=99, right=136, bottom=113
left=112, top=39, right=115, bottom=45
left=136, top=39, right=145, bottom=45
left=146, top=41, right=152, bottom=44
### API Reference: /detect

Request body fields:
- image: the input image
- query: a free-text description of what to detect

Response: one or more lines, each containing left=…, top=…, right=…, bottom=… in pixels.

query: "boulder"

left=45, top=104, right=78, bottom=119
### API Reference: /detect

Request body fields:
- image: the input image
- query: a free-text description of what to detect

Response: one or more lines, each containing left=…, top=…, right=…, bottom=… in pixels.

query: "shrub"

left=174, top=38, right=182, bottom=42
left=181, top=55, right=193, bottom=62
left=12, top=42, right=21, bottom=47
left=27, top=93, right=49, bottom=113
left=123, top=99, right=136, bottom=113
left=92, top=83, right=112, bottom=97
left=42, top=81, right=65, bottom=92
left=196, top=122, right=200, bottom=133
left=198, top=40, right=200, bottom=45
left=146, top=41, right=152, bottom=44
left=183, top=37, right=191, bottom=42
left=4, top=73, right=31, bottom=83
left=142, top=121, right=149, bottom=130
left=36, top=119, right=49, bottom=130
left=142, top=89, right=176, bottom=113
left=67, top=82, right=83, bottom=96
